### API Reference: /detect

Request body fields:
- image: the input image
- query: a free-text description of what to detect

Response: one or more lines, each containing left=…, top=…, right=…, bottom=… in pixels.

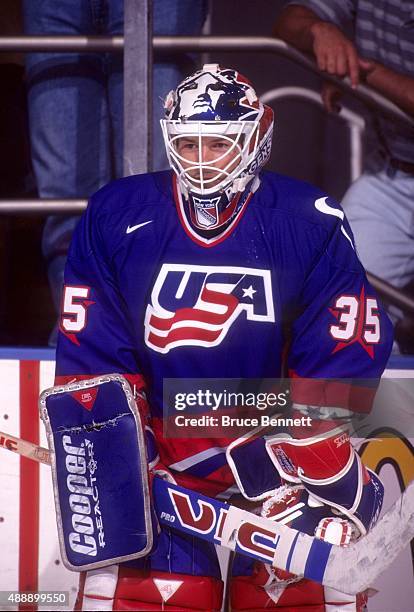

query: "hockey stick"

left=1, top=428, right=413, bottom=595
left=0, top=430, right=51, bottom=464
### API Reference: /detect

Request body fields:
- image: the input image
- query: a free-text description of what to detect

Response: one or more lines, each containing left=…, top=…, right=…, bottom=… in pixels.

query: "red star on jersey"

left=329, top=286, right=375, bottom=358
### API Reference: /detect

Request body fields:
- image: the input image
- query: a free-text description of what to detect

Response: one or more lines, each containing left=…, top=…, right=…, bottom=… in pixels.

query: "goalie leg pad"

left=76, top=568, right=224, bottom=611
left=39, top=374, right=156, bottom=571
left=231, top=571, right=367, bottom=610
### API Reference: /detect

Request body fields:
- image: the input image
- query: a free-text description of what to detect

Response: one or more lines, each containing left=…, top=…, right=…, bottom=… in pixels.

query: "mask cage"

left=161, top=119, right=261, bottom=196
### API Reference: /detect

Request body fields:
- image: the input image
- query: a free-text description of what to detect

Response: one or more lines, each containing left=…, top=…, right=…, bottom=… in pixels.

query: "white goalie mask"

left=160, top=64, right=274, bottom=232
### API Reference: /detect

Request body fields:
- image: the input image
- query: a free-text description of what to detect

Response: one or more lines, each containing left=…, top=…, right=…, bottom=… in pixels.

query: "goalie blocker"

left=39, top=374, right=157, bottom=571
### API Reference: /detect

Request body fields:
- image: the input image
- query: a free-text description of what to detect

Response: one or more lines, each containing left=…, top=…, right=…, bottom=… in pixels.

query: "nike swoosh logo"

left=314, top=197, right=354, bottom=249
left=126, top=220, right=153, bottom=234
left=314, top=196, right=344, bottom=221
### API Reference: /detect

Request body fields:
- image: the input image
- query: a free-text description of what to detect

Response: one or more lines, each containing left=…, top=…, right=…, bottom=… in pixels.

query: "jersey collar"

left=172, top=175, right=259, bottom=248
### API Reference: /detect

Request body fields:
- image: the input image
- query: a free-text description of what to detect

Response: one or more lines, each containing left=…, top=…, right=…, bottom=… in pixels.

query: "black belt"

left=389, top=157, right=414, bottom=175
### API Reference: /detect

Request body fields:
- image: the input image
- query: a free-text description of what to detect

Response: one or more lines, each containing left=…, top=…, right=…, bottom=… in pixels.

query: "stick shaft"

left=0, top=430, right=51, bottom=465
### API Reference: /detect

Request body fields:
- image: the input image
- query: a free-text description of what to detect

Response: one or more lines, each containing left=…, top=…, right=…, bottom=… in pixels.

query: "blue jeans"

left=342, top=166, right=414, bottom=326
left=23, top=0, right=207, bottom=314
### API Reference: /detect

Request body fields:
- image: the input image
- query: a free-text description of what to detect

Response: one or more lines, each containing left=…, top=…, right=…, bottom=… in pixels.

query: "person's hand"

left=358, top=57, right=377, bottom=81
left=310, top=21, right=361, bottom=87
left=320, top=57, right=377, bottom=113
left=321, top=81, right=343, bottom=113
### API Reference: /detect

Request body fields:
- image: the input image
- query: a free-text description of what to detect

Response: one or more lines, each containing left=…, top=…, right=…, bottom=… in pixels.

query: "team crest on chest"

left=144, top=264, right=275, bottom=353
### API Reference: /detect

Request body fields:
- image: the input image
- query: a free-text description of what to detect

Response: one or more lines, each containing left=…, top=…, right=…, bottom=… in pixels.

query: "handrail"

left=261, top=86, right=365, bottom=129
left=0, top=35, right=123, bottom=52
left=0, top=35, right=412, bottom=129
left=261, top=86, right=365, bottom=182
left=0, top=200, right=87, bottom=214
left=367, top=273, right=414, bottom=315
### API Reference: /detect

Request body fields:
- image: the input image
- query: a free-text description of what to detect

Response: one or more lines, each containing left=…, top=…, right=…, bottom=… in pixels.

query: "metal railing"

left=0, top=200, right=87, bottom=214
left=0, top=26, right=413, bottom=315
left=1, top=35, right=412, bottom=128
left=261, top=86, right=365, bottom=182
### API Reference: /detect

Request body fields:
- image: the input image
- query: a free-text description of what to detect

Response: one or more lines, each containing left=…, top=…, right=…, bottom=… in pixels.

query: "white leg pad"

left=82, top=564, right=119, bottom=611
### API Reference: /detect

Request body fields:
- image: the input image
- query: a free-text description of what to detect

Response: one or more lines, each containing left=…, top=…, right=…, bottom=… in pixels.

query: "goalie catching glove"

left=227, top=427, right=384, bottom=535
left=265, top=429, right=384, bottom=536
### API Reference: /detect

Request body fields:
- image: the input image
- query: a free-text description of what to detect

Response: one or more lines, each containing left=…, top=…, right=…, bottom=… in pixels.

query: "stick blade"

left=324, top=480, right=414, bottom=595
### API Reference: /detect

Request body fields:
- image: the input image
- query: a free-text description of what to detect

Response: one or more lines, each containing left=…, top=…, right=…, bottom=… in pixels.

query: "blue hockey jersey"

left=55, top=170, right=393, bottom=497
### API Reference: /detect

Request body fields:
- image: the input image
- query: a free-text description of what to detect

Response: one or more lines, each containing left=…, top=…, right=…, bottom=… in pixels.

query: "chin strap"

left=231, top=173, right=260, bottom=194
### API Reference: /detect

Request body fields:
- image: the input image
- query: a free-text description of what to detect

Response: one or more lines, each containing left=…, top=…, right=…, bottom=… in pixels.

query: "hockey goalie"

left=48, top=64, right=393, bottom=610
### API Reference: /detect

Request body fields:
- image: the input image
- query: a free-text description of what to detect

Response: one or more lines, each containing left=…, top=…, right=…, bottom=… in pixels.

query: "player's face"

left=175, top=136, right=240, bottom=187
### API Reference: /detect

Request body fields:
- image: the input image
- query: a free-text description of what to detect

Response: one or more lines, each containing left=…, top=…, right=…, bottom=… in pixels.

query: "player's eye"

left=211, top=141, right=230, bottom=150
left=178, top=141, right=197, bottom=151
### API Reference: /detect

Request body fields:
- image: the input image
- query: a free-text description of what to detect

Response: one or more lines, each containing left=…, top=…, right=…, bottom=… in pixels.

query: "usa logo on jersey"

left=145, top=264, right=275, bottom=353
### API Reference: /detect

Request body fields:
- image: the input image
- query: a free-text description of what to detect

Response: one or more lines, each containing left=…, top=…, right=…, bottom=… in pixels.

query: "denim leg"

left=24, top=0, right=113, bottom=198
left=153, top=0, right=208, bottom=36
left=342, top=170, right=414, bottom=290
left=23, top=0, right=112, bottom=312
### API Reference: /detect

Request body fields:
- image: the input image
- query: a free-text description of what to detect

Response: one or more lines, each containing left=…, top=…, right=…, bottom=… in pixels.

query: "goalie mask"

left=161, top=64, right=274, bottom=234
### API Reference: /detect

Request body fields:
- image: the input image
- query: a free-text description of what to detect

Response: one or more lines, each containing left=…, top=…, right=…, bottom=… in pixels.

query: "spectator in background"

left=23, top=0, right=208, bottom=344
left=274, top=1, right=414, bottom=350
